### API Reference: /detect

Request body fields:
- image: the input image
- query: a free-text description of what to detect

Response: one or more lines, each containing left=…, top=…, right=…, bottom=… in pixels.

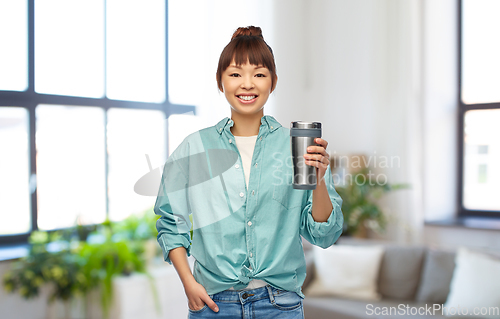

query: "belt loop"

left=266, top=285, right=275, bottom=304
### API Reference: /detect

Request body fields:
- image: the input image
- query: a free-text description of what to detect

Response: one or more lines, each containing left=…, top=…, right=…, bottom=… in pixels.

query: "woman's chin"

left=231, top=107, right=264, bottom=116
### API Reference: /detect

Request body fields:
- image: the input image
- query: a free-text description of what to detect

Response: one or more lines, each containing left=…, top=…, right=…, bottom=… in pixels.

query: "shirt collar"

left=215, top=115, right=282, bottom=135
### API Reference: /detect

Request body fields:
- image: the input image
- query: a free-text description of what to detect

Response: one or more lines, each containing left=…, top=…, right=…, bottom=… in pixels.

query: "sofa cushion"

left=304, top=244, right=384, bottom=300
left=416, top=248, right=455, bottom=304
left=444, top=247, right=500, bottom=318
left=377, top=245, right=426, bottom=300
left=303, top=297, right=478, bottom=319
left=336, top=237, right=427, bottom=300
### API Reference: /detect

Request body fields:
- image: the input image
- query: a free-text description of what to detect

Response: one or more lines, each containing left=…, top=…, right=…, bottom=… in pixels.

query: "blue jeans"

left=188, top=284, right=305, bottom=319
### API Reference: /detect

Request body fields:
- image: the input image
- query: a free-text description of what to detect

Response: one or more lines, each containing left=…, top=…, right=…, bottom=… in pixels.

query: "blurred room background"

left=1, top=0, right=499, bottom=318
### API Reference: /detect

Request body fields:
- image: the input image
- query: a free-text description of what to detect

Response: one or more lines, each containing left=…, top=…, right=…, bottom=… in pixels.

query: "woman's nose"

left=241, top=76, right=254, bottom=89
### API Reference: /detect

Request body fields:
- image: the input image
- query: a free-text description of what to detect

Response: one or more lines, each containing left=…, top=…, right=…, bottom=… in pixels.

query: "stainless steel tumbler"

left=290, top=121, right=322, bottom=190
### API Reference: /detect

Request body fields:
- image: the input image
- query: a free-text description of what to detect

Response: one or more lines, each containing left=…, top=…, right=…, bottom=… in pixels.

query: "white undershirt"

left=234, top=135, right=258, bottom=188
left=229, top=135, right=268, bottom=291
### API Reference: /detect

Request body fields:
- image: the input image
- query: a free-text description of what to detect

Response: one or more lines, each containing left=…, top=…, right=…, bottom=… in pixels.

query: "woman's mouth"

left=237, top=95, right=257, bottom=104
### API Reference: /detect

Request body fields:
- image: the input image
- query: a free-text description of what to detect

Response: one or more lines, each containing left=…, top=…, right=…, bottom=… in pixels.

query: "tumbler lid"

left=290, top=121, right=322, bottom=137
left=290, top=121, right=321, bottom=129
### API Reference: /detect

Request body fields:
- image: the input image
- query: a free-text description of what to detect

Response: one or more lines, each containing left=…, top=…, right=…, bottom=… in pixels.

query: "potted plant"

left=333, top=166, right=409, bottom=237
left=78, top=239, right=148, bottom=318
left=3, top=213, right=159, bottom=319
left=2, top=231, right=90, bottom=319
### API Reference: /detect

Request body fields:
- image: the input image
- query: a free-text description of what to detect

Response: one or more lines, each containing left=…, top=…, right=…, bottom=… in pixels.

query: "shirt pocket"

left=272, top=169, right=303, bottom=210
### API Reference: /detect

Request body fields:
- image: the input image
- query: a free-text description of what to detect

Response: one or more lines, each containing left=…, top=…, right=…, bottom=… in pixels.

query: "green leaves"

left=78, top=240, right=146, bottom=318
left=3, top=206, right=160, bottom=319
left=335, top=167, right=409, bottom=236
left=2, top=244, right=89, bottom=302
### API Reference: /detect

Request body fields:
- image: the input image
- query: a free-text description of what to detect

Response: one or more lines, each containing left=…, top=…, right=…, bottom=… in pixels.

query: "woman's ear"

left=271, top=74, right=278, bottom=93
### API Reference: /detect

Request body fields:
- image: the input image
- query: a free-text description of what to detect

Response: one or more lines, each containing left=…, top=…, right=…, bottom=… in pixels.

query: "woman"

left=154, top=26, right=344, bottom=319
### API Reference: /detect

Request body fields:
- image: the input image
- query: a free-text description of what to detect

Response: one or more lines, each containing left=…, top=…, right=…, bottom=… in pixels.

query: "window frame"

left=0, top=0, right=195, bottom=245
left=457, top=0, right=500, bottom=219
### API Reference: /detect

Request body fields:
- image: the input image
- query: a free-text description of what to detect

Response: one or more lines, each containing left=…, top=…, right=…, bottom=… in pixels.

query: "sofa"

left=301, top=237, right=499, bottom=319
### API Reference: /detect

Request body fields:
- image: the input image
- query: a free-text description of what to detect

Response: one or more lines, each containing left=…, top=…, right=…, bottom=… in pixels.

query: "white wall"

left=272, top=0, right=378, bottom=155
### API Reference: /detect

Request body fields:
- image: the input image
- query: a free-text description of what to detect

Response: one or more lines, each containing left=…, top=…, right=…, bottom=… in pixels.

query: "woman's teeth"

left=239, top=95, right=256, bottom=101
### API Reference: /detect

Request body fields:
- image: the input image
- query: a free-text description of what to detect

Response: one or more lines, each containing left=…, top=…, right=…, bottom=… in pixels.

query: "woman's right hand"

left=185, top=280, right=219, bottom=313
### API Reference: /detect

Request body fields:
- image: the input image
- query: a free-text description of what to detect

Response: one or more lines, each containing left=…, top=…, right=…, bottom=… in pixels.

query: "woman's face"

left=221, top=60, right=275, bottom=116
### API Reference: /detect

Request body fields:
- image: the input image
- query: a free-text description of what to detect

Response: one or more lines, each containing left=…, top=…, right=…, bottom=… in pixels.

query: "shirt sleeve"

left=299, top=164, right=344, bottom=249
left=154, top=142, right=193, bottom=265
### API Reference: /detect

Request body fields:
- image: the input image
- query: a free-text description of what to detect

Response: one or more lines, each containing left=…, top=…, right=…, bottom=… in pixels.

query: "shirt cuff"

left=306, top=203, right=343, bottom=239
left=157, top=233, right=192, bottom=265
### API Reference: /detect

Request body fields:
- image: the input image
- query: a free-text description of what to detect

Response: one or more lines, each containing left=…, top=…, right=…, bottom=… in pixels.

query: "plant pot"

left=352, top=222, right=368, bottom=239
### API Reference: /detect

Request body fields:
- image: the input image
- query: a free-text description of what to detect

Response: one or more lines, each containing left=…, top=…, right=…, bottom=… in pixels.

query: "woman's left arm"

left=303, top=138, right=333, bottom=223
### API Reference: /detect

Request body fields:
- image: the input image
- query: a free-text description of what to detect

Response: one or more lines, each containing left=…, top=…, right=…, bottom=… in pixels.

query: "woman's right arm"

left=169, top=246, right=219, bottom=313
left=154, top=141, right=219, bottom=313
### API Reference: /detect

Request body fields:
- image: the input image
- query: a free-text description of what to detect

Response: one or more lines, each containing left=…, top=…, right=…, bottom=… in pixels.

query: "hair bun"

left=231, top=26, right=263, bottom=40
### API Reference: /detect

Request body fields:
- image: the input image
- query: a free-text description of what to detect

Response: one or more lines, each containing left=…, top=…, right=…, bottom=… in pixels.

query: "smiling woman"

left=215, top=26, right=278, bottom=137
left=154, top=25, right=343, bottom=319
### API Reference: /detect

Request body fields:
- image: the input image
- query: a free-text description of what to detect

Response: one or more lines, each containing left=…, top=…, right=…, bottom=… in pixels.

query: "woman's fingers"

left=304, top=159, right=329, bottom=168
left=303, top=154, right=329, bottom=166
left=186, top=281, right=219, bottom=313
left=189, top=296, right=218, bottom=313
left=188, top=301, right=204, bottom=311
left=203, top=295, right=219, bottom=312
left=306, top=138, right=329, bottom=157
left=316, top=137, right=328, bottom=149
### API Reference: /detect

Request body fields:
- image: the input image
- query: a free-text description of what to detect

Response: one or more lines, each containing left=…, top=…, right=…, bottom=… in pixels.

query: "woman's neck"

left=230, top=111, right=263, bottom=136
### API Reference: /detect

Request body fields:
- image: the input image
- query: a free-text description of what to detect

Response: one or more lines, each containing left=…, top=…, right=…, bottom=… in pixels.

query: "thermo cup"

left=290, top=121, right=322, bottom=190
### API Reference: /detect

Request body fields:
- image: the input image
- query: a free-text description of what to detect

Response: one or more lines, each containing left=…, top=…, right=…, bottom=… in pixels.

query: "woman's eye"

left=255, top=74, right=266, bottom=77
left=230, top=73, right=240, bottom=77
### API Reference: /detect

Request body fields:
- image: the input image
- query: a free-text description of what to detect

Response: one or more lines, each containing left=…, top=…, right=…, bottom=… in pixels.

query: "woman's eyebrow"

left=228, top=64, right=267, bottom=70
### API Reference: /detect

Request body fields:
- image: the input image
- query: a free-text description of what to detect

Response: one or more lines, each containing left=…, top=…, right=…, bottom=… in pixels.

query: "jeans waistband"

left=210, top=284, right=276, bottom=304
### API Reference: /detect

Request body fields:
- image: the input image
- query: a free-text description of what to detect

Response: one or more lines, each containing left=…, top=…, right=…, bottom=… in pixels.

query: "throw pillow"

left=444, top=247, right=500, bottom=318
left=377, top=245, right=426, bottom=300
left=416, top=248, right=456, bottom=304
left=304, top=244, right=384, bottom=301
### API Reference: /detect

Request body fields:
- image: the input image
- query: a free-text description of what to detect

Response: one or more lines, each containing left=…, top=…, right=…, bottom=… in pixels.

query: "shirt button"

left=219, top=128, right=222, bottom=132
left=247, top=221, right=252, bottom=226
left=250, top=252, right=253, bottom=257
left=260, top=137, right=262, bottom=141
left=254, top=163, right=258, bottom=167
left=235, top=164, right=240, bottom=169
left=270, top=126, right=273, bottom=129
left=240, top=192, right=244, bottom=197
left=229, top=139, right=232, bottom=144
left=252, top=190, right=255, bottom=195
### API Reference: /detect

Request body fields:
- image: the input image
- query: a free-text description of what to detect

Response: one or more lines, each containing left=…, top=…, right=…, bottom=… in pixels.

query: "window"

left=0, top=0, right=195, bottom=244
left=459, top=0, right=500, bottom=217
left=0, top=108, right=31, bottom=235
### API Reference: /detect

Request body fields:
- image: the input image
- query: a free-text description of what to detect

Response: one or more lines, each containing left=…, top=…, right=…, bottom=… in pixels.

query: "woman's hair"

left=216, top=26, right=277, bottom=92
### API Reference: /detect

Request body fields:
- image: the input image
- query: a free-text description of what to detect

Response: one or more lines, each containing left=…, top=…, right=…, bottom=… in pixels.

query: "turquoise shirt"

left=154, top=115, right=344, bottom=298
